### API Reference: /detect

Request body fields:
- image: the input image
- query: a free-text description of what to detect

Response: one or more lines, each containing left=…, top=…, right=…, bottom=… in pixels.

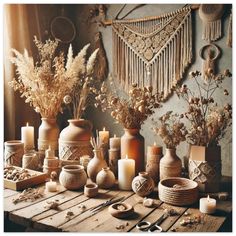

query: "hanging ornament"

left=112, top=6, right=192, bottom=99
left=199, top=43, right=220, bottom=80
left=227, top=12, right=232, bottom=48
left=199, top=4, right=224, bottom=42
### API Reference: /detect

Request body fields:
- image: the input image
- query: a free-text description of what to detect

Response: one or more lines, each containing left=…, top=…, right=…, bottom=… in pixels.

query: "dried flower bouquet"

left=94, top=76, right=163, bottom=129
left=152, top=111, right=187, bottom=149
left=9, top=36, right=97, bottom=119
left=176, top=70, right=232, bottom=147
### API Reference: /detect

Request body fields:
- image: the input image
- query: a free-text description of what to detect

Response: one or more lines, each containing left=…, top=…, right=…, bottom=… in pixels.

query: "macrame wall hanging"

left=199, top=4, right=224, bottom=42
left=112, top=6, right=192, bottom=98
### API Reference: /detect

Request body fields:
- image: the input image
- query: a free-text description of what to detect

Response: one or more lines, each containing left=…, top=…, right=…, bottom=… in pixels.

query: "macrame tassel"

left=227, top=13, right=232, bottom=48
left=202, top=20, right=222, bottom=42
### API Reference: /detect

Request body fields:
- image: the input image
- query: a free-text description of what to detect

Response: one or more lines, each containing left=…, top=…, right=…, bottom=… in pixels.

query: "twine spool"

left=22, top=153, right=39, bottom=170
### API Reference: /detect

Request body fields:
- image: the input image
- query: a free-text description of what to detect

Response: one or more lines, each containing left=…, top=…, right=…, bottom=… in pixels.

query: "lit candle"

left=109, top=134, right=121, bottom=150
left=21, top=122, right=34, bottom=150
left=199, top=195, right=216, bottom=214
left=45, top=180, right=57, bottom=192
left=147, top=142, right=162, bottom=156
left=118, top=155, right=135, bottom=190
left=99, top=127, right=109, bottom=145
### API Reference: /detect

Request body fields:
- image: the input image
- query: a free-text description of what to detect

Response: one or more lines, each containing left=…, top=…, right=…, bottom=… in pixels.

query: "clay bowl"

left=84, top=183, right=98, bottom=198
left=158, top=177, right=199, bottom=206
left=108, top=202, right=134, bottom=219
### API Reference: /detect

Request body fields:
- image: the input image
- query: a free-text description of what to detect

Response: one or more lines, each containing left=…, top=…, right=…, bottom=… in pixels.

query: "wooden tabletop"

left=4, top=179, right=232, bottom=232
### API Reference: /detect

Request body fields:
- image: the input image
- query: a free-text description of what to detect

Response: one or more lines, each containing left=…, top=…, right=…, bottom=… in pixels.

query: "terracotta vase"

left=38, top=118, right=59, bottom=152
left=96, top=167, right=115, bottom=189
left=132, top=171, right=155, bottom=197
left=121, top=128, right=144, bottom=175
left=59, top=165, right=87, bottom=190
left=59, top=119, right=93, bottom=164
left=188, top=145, right=221, bottom=193
left=4, top=140, right=24, bottom=167
left=87, top=148, right=107, bottom=182
left=146, top=145, right=163, bottom=184
left=159, top=148, right=182, bottom=180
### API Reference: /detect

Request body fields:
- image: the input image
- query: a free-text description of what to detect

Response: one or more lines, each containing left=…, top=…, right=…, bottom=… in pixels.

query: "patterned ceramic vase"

left=59, top=119, right=93, bottom=164
left=132, top=171, right=155, bottom=197
left=159, top=148, right=182, bottom=180
left=121, top=128, right=144, bottom=175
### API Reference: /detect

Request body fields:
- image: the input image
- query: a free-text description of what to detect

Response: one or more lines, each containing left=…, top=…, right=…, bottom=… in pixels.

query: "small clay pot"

left=108, top=202, right=134, bottom=219
left=84, top=183, right=98, bottom=198
left=132, top=172, right=155, bottom=197
left=96, top=167, right=115, bottom=189
left=59, top=165, right=87, bottom=190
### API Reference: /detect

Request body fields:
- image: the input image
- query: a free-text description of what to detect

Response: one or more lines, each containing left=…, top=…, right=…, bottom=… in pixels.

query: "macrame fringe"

left=112, top=7, right=192, bottom=99
left=227, top=13, right=232, bottom=48
left=202, top=19, right=221, bottom=42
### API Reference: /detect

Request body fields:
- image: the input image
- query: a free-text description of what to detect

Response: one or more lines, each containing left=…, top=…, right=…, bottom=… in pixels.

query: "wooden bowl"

left=108, top=202, right=134, bottom=219
left=158, top=177, right=199, bottom=206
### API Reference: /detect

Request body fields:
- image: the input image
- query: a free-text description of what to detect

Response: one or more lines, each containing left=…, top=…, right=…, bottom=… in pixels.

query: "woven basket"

left=158, top=177, right=199, bottom=206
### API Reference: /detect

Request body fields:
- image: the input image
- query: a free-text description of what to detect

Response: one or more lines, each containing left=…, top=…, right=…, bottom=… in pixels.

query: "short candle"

left=45, top=180, right=57, bottom=192
left=109, top=134, right=121, bottom=150
left=199, top=195, right=216, bottom=214
left=99, top=127, right=109, bottom=144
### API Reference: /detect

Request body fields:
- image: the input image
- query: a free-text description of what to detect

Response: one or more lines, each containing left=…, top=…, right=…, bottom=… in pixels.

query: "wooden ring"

left=199, top=43, right=220, bottom=61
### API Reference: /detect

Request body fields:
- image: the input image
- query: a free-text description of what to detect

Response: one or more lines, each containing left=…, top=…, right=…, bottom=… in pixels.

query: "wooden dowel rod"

left=101, top=4, right=199, bottom=26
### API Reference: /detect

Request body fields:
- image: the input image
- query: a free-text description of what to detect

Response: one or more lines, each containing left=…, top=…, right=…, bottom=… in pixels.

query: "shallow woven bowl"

left=158, top=177, right=199, bottom=206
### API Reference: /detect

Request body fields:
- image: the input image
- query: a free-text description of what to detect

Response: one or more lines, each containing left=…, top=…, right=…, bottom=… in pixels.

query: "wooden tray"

left=4, top=166, right=47, bottom=191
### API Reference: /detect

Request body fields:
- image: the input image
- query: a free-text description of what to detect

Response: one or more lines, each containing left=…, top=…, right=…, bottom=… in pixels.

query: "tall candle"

left=21, top=122, right=34, bottom=150
left=118, top=155, right=135, bottom=190
left=109, top=134, right=121, bottom=150
left=99, top=127, right=109, bottom=145
left=199, top=195, right=216, bottom=214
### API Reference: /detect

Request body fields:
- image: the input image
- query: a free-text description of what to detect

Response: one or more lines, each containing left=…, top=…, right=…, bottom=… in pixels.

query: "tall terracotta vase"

left=188, top=145, right=221, bottom=193
left=59, top=119, right=93, bottom=165
left=87, top=148, right=107, bottom=182
left=38, top=118, right=59, bottom=153
left=159, top=148, right=182, bottom=180
left=121, top=128, right=144, bottom=175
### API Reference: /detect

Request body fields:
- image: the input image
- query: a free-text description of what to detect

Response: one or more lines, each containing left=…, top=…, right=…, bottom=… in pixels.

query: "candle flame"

left=26, top=122, right=29, bottom=126
left=207, top=195, right=210, bottom=201
left=125, top=154, right=128, bottom=159
left=103, top=127, right=106, bottom=131
left=114, top=134, right=116, bottom=138
left=154, top=141, right=157, bottom=146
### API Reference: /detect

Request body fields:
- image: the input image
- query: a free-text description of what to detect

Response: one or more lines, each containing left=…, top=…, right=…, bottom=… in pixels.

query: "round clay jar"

left=84, top=183, right=98, bottom=198
left=132, top=171, right=155, bottom=197
left=59, top=165, right=87, bottom=190
left=96, top=167, right=115, bottom=189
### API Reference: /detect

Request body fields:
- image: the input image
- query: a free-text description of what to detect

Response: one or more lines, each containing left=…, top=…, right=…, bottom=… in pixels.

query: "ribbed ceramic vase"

left=121, top=128, right=144, bottom=175
left=159, top=148, right=182, bottom=180
left=38, top=118, right=59, bottom=152
left=87, top=148, right=107, bottom=182
left=59, top=119, right=93, bottom=164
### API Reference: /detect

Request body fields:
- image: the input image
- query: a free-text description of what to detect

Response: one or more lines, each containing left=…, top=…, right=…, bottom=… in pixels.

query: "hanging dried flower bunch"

left=152, top=111, right=187, bottom=149
left=9, top=36, right=96, bottom=119
left=176, top=69, right=232, bottom=147
left=94, top=76, right=163, bottom=129
left=63, top=45, right=99, bottom=119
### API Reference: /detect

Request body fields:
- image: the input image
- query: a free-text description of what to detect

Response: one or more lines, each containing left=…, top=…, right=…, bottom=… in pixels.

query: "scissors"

left=136, top=212, right=169, bottom=232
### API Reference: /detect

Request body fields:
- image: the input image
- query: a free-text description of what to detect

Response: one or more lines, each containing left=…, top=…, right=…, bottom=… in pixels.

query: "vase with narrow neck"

left=38, top=118, right=59, bottom=152
left=59, top=119, right=93, bottom=165
left=121, top=128, right=145, bottom=175
left=159, top=148, right=182, bottom=180
left=87, top=148, right=107, bottom=182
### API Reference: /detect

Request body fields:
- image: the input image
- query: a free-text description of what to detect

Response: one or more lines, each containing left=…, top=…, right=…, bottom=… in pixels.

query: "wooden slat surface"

left=4, top=180, right=232, bottom=232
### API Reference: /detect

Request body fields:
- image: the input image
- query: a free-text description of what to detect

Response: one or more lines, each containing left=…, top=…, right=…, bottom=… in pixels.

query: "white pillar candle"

left=118, top=155, right=135, bottom=190
left=21, top=122, right=34, bottom=150
left=199, top=195, right=216, bottom=214
left=109, top=134, right=121, bottom=150
left=45, top=180, right=57, bottom=192
left=99, top=127, right=109, bottom=145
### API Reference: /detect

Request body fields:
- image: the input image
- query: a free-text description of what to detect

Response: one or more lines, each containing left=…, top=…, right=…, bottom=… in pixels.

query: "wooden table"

left=4, top=178, right=232, bottom=232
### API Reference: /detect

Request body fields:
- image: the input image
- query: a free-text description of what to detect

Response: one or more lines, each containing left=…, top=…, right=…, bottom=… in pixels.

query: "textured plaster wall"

left=74, top=4, right=232, bottom=176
